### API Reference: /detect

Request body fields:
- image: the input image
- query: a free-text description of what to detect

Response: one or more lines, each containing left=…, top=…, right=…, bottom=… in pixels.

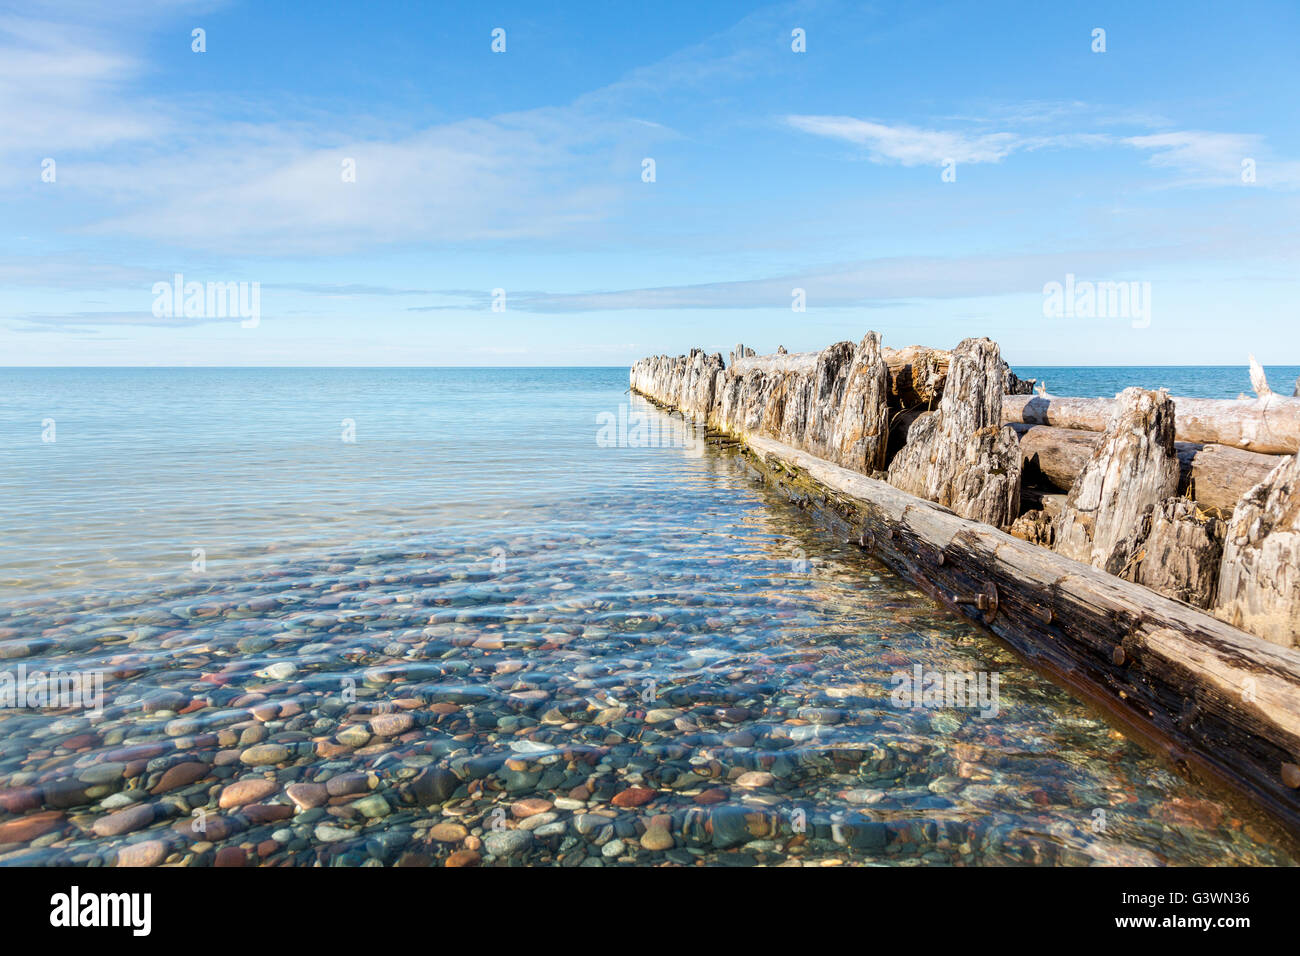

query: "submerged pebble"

left=0, top=387, right=1293, bottom=869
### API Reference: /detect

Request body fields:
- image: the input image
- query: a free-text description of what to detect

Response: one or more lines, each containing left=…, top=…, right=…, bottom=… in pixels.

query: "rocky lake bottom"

left=1, top=367, right=1295, bottom=867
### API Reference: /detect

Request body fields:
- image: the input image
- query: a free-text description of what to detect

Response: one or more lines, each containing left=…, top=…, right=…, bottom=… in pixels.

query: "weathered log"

left=629, top=349, right=724, bottom=420
left=885, top=406, right=930, bottom=463
left=1004, top=393, right=1300, bottom=455
left=1185, top=443, right=1281, bottom=517
left=668, top=335, right=892, bottom=473
left=1054, top=389, right=1181, bottom=576
left=729, top=343, right=755, bottom=365
left=1130, top=497, right=1225, bottom=609
left=1014, top=424, right=1100, bottom=491
left=887, top=338, right=1021, bottom=527
left=829, top=334, right=892, bottom=472
left=881, top=345, right=949, bottom=407
left=1019, top=488, right=1067, bottom=518
left=1216, top=454, right=1300, bottom=647
left=726, top=342, right=1034, bottom=409
left=739, top=432, right=1300, bottom=835
left=1013, top=423, right=1280, bottom=516
left=1009, top=509, right=1054, bottom=547
left=1004, top=367, right=1036, bottom=395
left=733, top=344, right=950, bottom=410
left=1249, top=354, right=1272, bottom=400
left=879, top=347, right=1032, bottom=404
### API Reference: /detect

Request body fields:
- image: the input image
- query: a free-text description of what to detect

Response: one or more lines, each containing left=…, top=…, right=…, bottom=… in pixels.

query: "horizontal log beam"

left=739, top=432, right=1300, bottom=836
left=1012, top=423, right=1281, bottom=515
left=1004, top=393, right=1300, bottom=455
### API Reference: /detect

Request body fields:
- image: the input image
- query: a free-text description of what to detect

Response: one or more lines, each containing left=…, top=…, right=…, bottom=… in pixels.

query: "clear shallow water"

left=0, top=368, right=1293, bottom=867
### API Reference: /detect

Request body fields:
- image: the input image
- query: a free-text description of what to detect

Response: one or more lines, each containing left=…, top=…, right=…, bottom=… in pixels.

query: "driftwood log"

left=1004, top=393, right=1300, bottom=455
left=730, top=343, right=1034, bottom=411
left=733, top=344, right=948, bottom=410
left=1013, top=423, right=1280, bottom=516
left=887, top=338, right=1021, bottom=527
left=1216, top=454, right=1300, bottom=646
left=1014, top=423, right=1100, bottom=490
left=1053, top=389, right=1182, bottom=575
left=1187, top=444, right=1284, bottom=516
left=632, top=337, right=1300, bottom=832
left=737, top=433, right=1300, bottom=835
left=634, top=338, right=1300, bottom=644
left=881, top=345, right=948, bottom=407
left=1133, top=498, right=1225, bottom=609
left=715, top=335, right=891, bottom=472
left=629, top=348, right=724, bottom=420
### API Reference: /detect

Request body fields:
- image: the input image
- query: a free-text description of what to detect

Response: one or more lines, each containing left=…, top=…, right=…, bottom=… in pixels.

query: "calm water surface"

left=0, top=368, right=1293, bottom=866
left=1015, top=365, right=1300, bottom=399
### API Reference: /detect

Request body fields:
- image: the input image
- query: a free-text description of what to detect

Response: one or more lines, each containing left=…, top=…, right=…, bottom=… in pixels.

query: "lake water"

left=0, top=367, right=1293, bottom=866
left=1015, top=365, right=1300, bottom=400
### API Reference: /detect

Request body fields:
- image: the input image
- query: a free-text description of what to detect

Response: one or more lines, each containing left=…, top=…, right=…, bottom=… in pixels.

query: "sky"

left=2, top=0, right=1298, bottom=366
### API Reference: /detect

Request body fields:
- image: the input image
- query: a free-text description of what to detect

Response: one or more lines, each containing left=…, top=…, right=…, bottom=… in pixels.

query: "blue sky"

left=3, top=0, right=1298, bottom=366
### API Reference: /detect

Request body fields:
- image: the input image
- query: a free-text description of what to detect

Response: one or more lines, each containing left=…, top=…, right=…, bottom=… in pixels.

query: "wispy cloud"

left=400, top=224, right=1300, bottom=316
left=268, top=282, right=438, bottom=297
left=0, top=6, right=670, bottom=255
left=1125, top=131, right=1300, bottom=189
left=6, top=1, right=1300, bottom=365
left=68, top=112, right=657, bottom=254
left=0, top=11, right=161, bottom=156
left=404, top=247, right=1183, bottom=314
left=7, top=310, right=241, bottom=332
left=787, top=115, right=1024, bottom=166
left=0, top=255, right=162, bottom=290
left=789, top=114, right=1300, bottom=189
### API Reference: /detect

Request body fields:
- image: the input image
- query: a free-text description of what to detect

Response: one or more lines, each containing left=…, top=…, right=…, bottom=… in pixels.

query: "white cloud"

left=409, top=248, right=1177, bottom=313
left=0, top=6, right=668, bottom=255
left=1125, top=131, right=1300, bottom=189
left=0, top=14, right=158, bottom=155
left=75, top=112, right=644, bottom=254
left=786, top=115, right=1025, bottom=166
left=790, top=113, right=1300, bottom=190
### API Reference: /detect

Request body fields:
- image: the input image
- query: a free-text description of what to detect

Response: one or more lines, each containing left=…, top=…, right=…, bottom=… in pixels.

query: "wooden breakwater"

left=630, top=335, right=1300, bottom=833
